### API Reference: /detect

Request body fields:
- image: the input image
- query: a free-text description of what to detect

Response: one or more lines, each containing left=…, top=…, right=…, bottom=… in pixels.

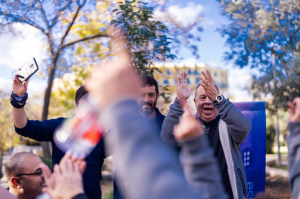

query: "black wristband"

left=10, top=92, right=28, bottom=108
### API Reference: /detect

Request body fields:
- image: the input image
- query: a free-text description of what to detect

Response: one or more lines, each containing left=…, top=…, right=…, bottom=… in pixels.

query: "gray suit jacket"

left=103, top=99, right=227, bottom=199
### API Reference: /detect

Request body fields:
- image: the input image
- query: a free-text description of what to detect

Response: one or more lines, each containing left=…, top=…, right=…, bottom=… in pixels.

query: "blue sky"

left=164, top=0, right=231, bottom=64
left=0, top=0, right=253, bottom=101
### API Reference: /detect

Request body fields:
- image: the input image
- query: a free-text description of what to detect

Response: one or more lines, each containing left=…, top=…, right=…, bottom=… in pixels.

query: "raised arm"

left=12, top=75, right=57, bottom=142
left=199, top=70, right=251, bottom=144
left=12, top=75, right=28, bottom=128
left=161, top=71, right=192, bottom=147
left=213, top=99, right=251, bottom=144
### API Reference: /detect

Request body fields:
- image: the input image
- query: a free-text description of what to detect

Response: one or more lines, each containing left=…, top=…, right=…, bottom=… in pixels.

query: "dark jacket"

left=161, top=97, right=251, bottom=199
left=15, top=118, right=105, bottom=199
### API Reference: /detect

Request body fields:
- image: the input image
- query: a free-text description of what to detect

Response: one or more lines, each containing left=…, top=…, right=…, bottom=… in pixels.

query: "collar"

left=196, top=113, right=220, bottom=126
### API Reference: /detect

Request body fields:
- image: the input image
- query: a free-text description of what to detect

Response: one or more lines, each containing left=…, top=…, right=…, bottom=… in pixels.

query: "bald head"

left=5, top=152, right=39, bottom=180
left=5, top=152, right=45, bottom=199
left=194, top=84, right=219, bottom=99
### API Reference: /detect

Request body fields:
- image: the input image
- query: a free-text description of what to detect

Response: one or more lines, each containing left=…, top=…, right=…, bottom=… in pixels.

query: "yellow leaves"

left=77, top=46, right=83, bottom=54
left=61, top=18, right=70, bottom=24
left=0, top=97, right=36, bottom=150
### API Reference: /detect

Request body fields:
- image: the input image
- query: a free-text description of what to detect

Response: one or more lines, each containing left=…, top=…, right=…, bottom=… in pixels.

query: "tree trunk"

left=41, top=62, right=57, bottom=159
left=275, top=110, right=281, bottom=165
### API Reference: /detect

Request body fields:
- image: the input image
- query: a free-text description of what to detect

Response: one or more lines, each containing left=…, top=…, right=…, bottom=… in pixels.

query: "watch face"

left=217, top=95, right=222, bottom=101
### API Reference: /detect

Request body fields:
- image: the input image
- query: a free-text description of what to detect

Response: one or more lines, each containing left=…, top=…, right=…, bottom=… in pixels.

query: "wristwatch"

left=214, top=94, right=223, bottom=103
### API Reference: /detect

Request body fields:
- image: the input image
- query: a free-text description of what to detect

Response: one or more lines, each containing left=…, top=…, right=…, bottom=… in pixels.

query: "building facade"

left=153, top=63, right=228, bottom=95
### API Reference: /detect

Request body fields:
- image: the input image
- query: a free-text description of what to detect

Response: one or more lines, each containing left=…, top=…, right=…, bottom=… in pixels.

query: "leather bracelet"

left=10, top=92, right=28, bottom=108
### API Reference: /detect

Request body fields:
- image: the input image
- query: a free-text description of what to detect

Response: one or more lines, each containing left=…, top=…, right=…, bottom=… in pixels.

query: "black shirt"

left=203, top=115, right=234, bottom=199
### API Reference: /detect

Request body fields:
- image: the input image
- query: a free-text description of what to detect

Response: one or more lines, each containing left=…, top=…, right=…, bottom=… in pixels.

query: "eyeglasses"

left=15, top=168, right=43, bottom=178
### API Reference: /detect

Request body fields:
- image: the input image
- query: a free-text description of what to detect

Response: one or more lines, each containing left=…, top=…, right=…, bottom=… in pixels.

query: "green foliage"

left=219, top=0, right=300, bottom=112
left=111, top=0, right=176, bottom=76
left=280, top=141, right=286, bottom=147
left=49, top=65, right=92, bottom=118
left=40, top=156, right=52, bottom=170
left=0, top=96, right=19, bottom=151
left=270, top=164, right=288, bottom=171
left=265, top=109, right=288, bottom=154
left=102, top=190, right=113, bottom=199
left=0, top=91, right=43, bottom=151
left=266, top=122, right=275, bottom=154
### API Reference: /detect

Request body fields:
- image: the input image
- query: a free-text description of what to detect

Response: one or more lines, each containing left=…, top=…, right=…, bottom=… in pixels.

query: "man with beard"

left=113, top=75, right=165, bottom=199
left=138, top=75, right=165, bottom=126
left=5, top=152, right=46, bottom=199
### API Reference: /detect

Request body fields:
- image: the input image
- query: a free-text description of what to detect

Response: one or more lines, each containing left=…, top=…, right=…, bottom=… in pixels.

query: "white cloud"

left=0, top=24, right=46, bottom=71
left=0, top=77, right=47, bottom=95
left=154, top=2, right=204, bottom=27
left=202, top=18, right=215, bottom=28
left=228, top=68, right=253, bottom=102
left=206, top=61, right=218, bottom=67
left=0, top=24, right=47, bottom=95
left=0, top=78, right=12, bottom=93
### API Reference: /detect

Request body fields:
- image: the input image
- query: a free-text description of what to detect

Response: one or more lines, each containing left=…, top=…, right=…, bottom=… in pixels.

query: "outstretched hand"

left=40, top=151, right=86, bottom=199
left=86, top=27, right=139, bottom=110
left=287, top=97, right=300, bottom=123
left=198, top=70, right=219, bottom=101
left=13, top=75, right=29, bottom=96
left=177, top=71, right=193, bottom=102
left=174, top=102, right=204, bottom=142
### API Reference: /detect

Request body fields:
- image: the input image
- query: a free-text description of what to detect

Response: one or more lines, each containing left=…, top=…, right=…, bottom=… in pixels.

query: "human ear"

left=10, top=177, right=21, bottom=189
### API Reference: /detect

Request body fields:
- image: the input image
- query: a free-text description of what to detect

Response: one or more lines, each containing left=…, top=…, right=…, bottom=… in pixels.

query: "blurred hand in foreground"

left=174, top=102, right=204, bottom=142
left=287, top=97, right=300, bottom=123
left=40, top=152, right=86, bottom=199
left=86, top=28, right=139, bottom=110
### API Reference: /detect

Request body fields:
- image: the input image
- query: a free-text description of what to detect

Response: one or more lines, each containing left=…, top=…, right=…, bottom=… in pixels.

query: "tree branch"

left=0, top=12, right=44, bottom=32
left=58, top=0, right=86, bottom=50
left=269, top=47, right=290, bottom=78
left=50, top=0, right=73, bottom=29
left=37, top=0, right=49, bottom=29
left=62, top=33, right=109, bottom=48
left=282, top=27, right=300, bottom=53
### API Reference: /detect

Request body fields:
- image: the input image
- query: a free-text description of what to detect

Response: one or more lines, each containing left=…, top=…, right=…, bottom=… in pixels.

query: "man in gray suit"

left=161, top=70, right=251, bottom=199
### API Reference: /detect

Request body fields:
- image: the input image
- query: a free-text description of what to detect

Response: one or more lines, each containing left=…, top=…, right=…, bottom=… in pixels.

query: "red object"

left=82, top=127, right=103, bottom=144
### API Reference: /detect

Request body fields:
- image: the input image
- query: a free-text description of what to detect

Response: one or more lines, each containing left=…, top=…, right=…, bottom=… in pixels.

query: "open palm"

left=177, top=71, right=192, bottom=102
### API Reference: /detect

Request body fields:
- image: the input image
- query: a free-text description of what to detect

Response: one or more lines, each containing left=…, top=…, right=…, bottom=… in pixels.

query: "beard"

left=139, top=101, right=156, bottom=116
